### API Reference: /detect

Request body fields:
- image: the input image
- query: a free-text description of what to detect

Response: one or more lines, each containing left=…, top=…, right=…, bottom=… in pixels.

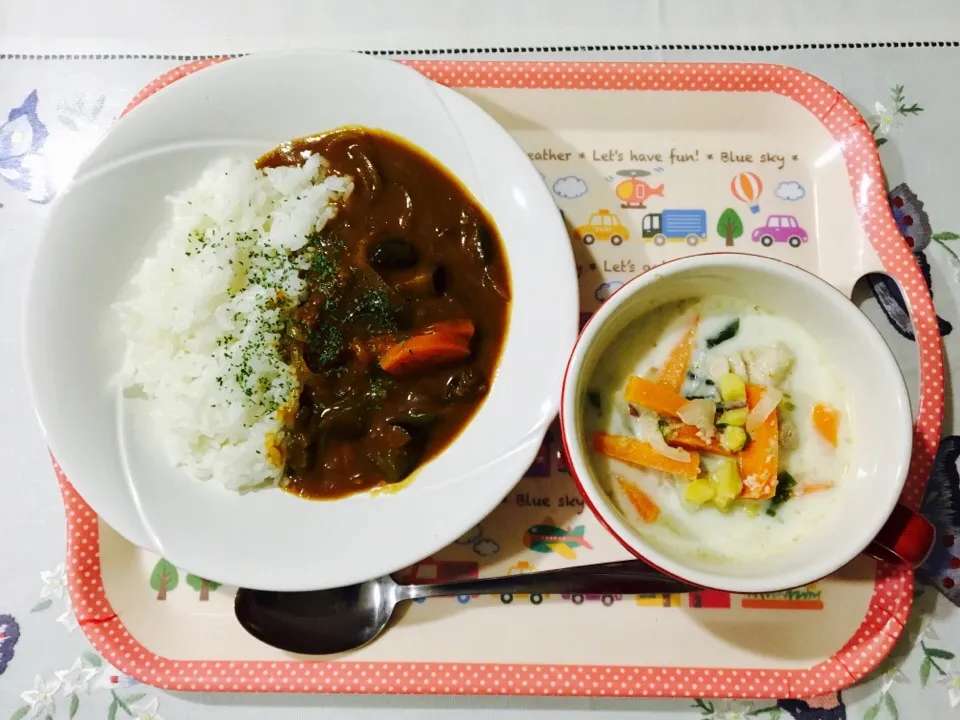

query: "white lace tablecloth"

left=2, top=0, right=958, bottom=54
left=4, top=41, right=960, bottom=720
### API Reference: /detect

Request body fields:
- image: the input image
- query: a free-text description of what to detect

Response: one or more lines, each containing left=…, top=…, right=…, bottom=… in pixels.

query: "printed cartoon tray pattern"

left=60, top=59, right=944, bottom=699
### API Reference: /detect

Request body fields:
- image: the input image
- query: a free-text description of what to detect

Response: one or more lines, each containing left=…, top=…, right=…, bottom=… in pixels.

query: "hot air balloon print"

left=730, top=171, right=763, bottom=214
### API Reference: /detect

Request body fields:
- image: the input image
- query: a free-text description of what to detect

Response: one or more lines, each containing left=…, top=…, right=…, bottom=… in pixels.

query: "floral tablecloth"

left=3, top=46, right=960, bottom=719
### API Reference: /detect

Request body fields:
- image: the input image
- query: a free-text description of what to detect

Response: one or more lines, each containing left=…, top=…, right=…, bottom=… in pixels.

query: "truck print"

left=688, top=589, right=732, bottom=609
left=642, top=209, right=709, bottom=246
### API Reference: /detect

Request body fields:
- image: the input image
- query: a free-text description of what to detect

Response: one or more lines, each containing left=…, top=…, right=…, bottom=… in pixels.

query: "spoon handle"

left=398, top=560, right=699, bottom=601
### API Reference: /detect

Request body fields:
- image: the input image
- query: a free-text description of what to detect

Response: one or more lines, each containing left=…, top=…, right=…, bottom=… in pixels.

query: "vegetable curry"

left=256, top=128, right=510, bottom=499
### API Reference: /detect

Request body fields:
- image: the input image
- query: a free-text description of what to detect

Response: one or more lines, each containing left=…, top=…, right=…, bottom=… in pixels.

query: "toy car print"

left=576, top=209, right=630, bottom=246
left=751, top=214, right=809, bottom=248
left=562, top=593, right=622, bottom=606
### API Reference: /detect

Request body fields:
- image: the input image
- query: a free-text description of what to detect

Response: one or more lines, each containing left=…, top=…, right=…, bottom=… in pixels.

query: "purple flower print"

left=0, top=614, right=21, bottom=676
left=0, top=90, right=55, bottom=204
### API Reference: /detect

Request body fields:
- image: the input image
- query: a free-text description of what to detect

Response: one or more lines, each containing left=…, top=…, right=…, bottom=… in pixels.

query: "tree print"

left=185, top=574, right=221, bottom=601
left=149, top=559, right=179, bottom=601
left=716, top=208, right=744, bottom=247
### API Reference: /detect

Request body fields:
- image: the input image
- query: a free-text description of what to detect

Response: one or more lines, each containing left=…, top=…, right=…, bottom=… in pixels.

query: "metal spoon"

left=235, top=560, right=699, bottom=654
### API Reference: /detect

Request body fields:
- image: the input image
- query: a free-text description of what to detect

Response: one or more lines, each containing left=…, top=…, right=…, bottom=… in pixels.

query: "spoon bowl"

left=236, top=575, right=402, bottom=655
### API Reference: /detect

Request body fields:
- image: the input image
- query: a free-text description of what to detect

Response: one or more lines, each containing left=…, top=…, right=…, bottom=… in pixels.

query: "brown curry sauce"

left=256, top=129, right=510, bottom=499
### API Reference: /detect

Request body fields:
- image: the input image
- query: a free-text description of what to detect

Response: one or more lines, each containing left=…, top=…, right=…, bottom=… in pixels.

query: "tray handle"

left=843, top=120, right=945, bottom=511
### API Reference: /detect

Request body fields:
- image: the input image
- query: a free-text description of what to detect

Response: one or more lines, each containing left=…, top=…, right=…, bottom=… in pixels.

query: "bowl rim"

left=559, top=251, right=913, bottom=593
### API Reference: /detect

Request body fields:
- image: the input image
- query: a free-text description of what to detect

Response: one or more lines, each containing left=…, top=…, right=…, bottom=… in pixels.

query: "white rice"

left=115, top=153, right=353, bottom=490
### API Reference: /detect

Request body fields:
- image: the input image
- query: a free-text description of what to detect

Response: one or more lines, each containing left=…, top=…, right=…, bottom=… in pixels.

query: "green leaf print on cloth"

left=871, top=84, right=923, bottom=146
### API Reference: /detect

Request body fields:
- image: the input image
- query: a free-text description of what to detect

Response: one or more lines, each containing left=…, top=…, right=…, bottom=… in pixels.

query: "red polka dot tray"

left=59, top=59, right=943, bottom=698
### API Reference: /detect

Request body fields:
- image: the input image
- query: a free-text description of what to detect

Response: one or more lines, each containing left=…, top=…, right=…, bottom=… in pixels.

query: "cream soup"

left=586, top=296, right=851, bottom=563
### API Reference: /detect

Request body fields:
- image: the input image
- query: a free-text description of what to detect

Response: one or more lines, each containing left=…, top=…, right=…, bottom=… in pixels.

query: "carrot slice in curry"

left=379, top=332, right=471, bottom=376
left=738, top=384, right=779, bottom=500
left=624, top=376, right=687, bottom=418
left=592, top=432, right=701, bottom=479
left=812, top=403, right=840, bottom=447
left=665, top=424, right=733, bottom=456
left=423, top=319, right=475, bottom=342
left=658, top=312, right=700, bottom=393
left=615, top=474, right=660, bottom=523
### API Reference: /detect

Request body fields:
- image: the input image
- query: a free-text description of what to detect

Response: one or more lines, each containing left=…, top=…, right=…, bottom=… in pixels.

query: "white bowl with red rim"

left=560, top=253, right=935, bottom=593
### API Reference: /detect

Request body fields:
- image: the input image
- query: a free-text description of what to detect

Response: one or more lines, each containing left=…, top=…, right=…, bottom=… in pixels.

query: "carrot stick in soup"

left=796, top=481, right=833, bottom=496
left=592, top=432, right=700, bottom=479
left=664, top=424, right=734, bottom=456
left=658, top=312, right=700, bottom=393
left=624, top=376, right=687, bottom=418
left=738, top=385, right=780, bottom=500
left=812, top=403, right=840, bottom=447
left=615, top=475, right=660, bottom=522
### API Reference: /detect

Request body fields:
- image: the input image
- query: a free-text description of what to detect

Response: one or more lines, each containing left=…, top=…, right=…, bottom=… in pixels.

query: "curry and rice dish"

left=115, top=128, right=510, bottom=500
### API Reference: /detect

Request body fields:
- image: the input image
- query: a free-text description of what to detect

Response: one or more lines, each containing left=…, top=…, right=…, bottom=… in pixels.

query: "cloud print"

left=595, top=281, right=624, bottom=302
left=473, top=539, right=500, bottom=557
left=553, top=176, right=588, bottom=199
left=775, top=181, right=806, bottom=201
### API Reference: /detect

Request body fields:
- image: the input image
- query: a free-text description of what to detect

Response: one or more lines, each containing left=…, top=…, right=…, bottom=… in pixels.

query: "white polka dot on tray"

left=60, top=57, right=938, bottom=699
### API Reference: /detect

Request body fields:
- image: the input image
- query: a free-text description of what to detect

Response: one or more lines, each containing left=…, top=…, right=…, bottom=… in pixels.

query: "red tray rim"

left=60, top=57, right=943, bottom=699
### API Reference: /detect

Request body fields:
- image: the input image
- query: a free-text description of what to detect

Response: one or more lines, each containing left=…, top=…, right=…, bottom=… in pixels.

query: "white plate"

left=24, top=51, right=579, bottom=591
